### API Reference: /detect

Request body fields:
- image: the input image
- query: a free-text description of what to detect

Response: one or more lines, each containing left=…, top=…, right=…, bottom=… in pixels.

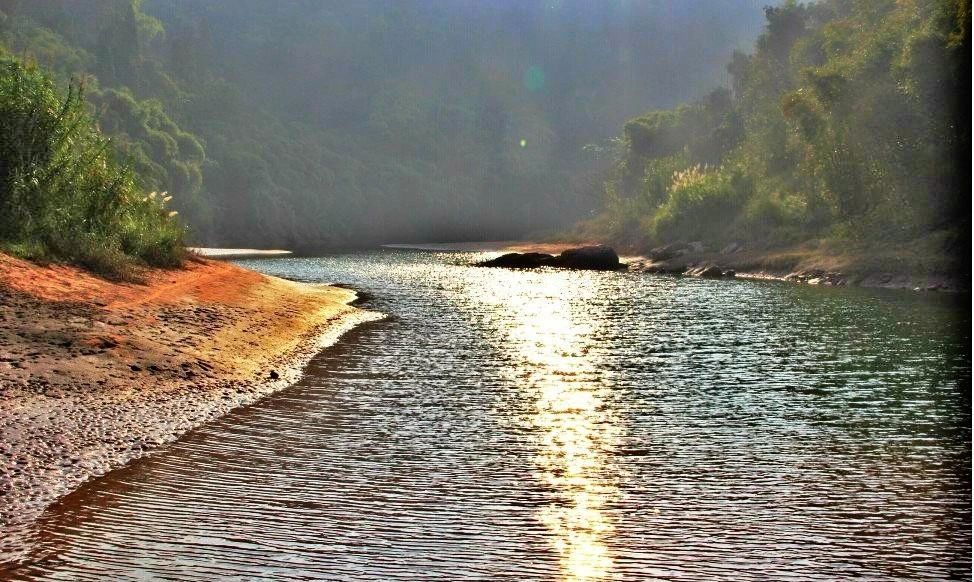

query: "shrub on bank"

left=0, top=58, right=184, bottom=278
left=647, top=166, right=750, bottom=244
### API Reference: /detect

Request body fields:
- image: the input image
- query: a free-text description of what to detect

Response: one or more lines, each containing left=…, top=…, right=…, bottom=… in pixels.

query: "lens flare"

left=524, top=65, right=546, bottom=92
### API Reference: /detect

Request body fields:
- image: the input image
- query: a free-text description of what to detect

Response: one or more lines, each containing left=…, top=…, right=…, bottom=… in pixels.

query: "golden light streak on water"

left=475, top=270, right=623, bottom=581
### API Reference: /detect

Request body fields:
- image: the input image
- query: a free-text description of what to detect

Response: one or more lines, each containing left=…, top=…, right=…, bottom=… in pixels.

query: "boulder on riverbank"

left=556, top=245, right=622, bottom=270
left=478, top=245, right=623, bottom=271
left=648, top=244, right=682, bottom=261
left=685, top=264, right=736, bottom=278
left=479, top=252, right=558, bottom=269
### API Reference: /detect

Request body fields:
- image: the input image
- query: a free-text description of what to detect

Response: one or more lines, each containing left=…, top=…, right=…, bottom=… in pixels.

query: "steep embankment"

left=0, top=253, right=379, bottom=562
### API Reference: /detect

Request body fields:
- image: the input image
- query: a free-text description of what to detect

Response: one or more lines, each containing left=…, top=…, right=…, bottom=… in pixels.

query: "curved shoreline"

left=0, top=253, right=381, bottom=564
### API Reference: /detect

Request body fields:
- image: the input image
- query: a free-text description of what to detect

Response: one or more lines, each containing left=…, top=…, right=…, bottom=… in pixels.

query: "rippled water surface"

left=9, top=250, right=972, bottom=580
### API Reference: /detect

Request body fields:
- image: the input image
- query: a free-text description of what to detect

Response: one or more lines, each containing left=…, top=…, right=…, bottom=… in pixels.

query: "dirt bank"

left=0, top=253, right=380, bottom=562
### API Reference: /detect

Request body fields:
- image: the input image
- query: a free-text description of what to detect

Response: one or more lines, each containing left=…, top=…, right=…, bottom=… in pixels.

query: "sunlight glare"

left=472, top=268, right=622, bottom=581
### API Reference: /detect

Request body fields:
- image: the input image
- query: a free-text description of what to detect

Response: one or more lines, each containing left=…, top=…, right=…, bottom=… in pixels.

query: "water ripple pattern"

left=6, top=250, right=971, bottom=580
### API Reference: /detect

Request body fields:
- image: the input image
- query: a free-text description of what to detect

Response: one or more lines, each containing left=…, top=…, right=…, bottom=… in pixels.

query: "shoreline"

left=188, top=247, right=294, bottom=259
left=623, top=246, right=966, bottom=293
left=0, top=253, right=381, bottom=564
left=394, top=240, right=965, bottom=293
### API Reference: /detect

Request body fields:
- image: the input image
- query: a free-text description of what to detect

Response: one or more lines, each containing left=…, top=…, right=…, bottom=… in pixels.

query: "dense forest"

left=0, top=0, right=768, bottom=250
left=583, top=0, right=969, bottom=256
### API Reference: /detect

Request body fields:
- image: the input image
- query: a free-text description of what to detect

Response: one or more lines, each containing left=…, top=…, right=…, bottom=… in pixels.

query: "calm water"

left=7, top=249, right=971, bottom=580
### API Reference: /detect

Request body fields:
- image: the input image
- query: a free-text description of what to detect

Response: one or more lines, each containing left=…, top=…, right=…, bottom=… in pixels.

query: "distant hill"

left=0, top=0, right=768, bottom=248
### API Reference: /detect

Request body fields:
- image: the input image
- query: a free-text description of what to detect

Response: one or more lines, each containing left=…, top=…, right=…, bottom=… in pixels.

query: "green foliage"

left=0, top=14, right=93, bottom=76
left=593, top=0, right=968, bottom=249
left=1, top=0, right=771, bottom=247
left=8, top=0, right=960, bottom=251
left=649, top=166, right=750, bottom=243
left=0, top=58, right=183, bottom=277
left=91, top=87, right=205, bottom=214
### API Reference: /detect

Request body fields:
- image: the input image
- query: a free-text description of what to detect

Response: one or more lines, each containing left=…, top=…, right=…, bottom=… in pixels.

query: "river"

left=9, top=249, right=971, bottom=580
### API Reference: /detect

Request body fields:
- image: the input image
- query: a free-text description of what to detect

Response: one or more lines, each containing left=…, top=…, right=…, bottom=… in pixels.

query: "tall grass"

left=0, top=58, right=184, bottom=279
left=647, top=165, right=749, bottom=244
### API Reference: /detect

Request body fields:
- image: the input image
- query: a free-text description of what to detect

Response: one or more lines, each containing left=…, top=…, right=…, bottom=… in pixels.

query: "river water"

left=8, top=249, right=972, bottom=580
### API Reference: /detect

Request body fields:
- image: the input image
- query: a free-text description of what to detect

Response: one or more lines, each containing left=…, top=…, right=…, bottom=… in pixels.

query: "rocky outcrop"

left=478, top=252, right=558, bottom=269
left=684, top=264, right=736, bottom=278
left=556, top=246, right=622, bottom=270
left=784, top=269, right=847, bottom=286
left=479, top=245, right=623, bottom=271
left=648, top=244, right=682, bottom=261
left=480, top=241, right=963, bottom=292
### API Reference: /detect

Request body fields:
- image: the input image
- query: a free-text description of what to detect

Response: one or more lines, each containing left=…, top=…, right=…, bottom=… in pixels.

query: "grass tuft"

left=0, top=58, right=184, bottom=279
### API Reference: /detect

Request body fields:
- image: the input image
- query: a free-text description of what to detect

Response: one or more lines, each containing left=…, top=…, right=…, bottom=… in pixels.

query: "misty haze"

left=0, top=1, right=970, bottom=580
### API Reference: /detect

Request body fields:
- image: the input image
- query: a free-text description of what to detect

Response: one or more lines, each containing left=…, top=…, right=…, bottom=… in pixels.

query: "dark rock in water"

left=643, top=263, right=684, bottom=275
left=478, top=245, right=623, bottom=271
left=556, top=245, right=622, bottom=270
left=479, top=252, right=558, bottom=269
left=685, top=264, right=725, bottom=278
left=697, top=265, right=724, bottom=278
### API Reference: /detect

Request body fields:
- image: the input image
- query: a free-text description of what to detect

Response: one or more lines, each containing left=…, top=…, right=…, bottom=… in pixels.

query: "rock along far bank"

left=0, top=252, right=381, bottom=565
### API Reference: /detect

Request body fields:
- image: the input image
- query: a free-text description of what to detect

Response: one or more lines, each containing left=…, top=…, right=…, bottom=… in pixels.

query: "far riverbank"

left=386, top=239, right=967, bottom=292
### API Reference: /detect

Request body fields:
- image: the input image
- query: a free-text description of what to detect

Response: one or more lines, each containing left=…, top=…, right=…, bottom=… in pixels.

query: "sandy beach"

left=0, top=253, right=379, bottom=561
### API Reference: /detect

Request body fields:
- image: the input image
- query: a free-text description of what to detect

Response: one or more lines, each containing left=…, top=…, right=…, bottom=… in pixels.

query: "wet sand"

left=0, top=253, right=379, bottom=561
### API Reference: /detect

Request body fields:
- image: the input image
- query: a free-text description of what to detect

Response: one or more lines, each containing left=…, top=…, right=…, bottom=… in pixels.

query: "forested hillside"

left=0, top=0, right=767, bottom=248
left=584, top=0, right=969, bottom=257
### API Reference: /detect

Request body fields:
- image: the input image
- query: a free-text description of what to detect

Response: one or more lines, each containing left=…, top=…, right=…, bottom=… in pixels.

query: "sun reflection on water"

left=473, top=268, right=623, bottom=581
